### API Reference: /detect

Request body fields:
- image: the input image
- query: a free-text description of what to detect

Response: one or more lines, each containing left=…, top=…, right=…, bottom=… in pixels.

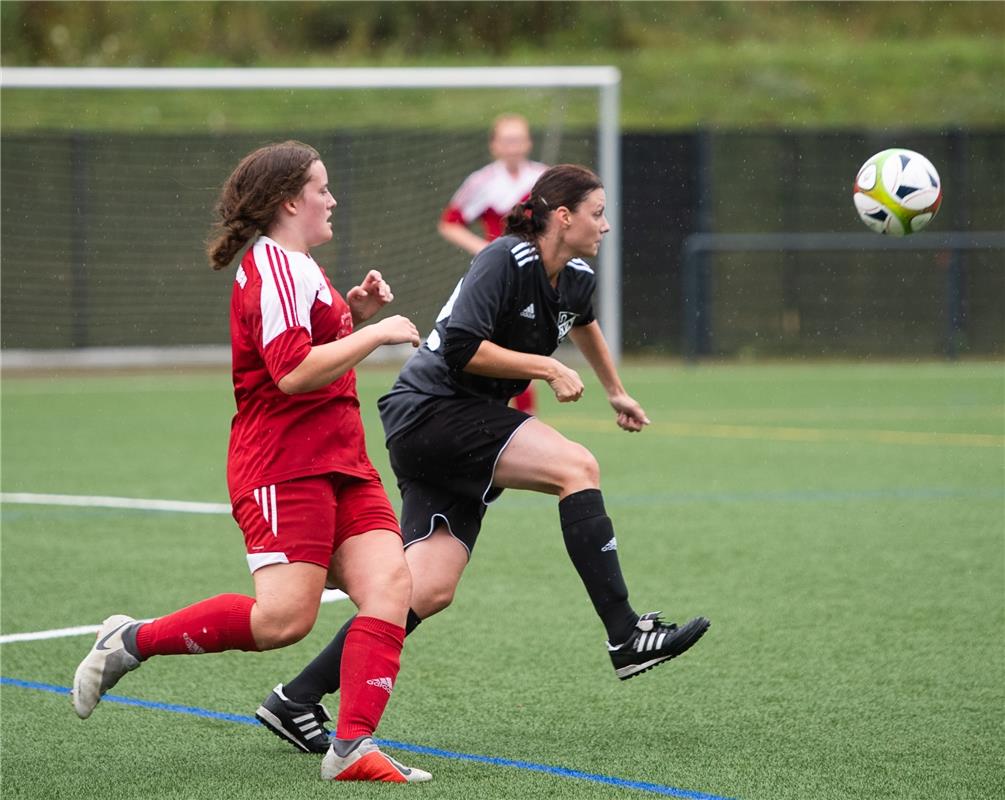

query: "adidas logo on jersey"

left=520, top=303, right=536, bottom=320
left=366, top=677, right=394, bottom=694
left=601, top=537, right=618, bottom=552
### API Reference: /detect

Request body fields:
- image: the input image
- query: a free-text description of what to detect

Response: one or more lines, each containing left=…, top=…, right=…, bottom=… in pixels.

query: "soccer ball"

left=853, top=148, right=942, bottom=236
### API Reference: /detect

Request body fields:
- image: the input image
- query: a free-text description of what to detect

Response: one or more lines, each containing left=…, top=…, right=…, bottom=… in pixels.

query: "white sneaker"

left=321, top=736, right=432, bottom=783
left=72, top=614, right=141, bottom=719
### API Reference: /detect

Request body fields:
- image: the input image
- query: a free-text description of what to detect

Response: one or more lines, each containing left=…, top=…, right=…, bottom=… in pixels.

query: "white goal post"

left=1, top=66, right=624, bottom=364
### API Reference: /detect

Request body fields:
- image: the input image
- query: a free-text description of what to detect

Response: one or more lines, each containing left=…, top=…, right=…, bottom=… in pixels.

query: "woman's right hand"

left=546, top=360, right=584, bottom=403
left=374, top=315, right=421, bottom=347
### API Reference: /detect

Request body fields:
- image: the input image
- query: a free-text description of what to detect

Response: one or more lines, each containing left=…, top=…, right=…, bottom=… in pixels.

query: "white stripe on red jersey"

left=253, top=237, right=334, bottom=348
left=226, top=237, right=379, bottom=504
left=448, top=159, right=547, bottom=225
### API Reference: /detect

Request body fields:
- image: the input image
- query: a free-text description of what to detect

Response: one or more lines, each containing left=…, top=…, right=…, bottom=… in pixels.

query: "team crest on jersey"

left=338, top=311, right=353, bottom=339
left=557, top=311, right=579, bottom=343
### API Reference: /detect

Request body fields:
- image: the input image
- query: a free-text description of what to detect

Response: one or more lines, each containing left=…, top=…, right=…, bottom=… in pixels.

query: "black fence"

left=2, top=128, right=1003, bottom=358
left=622, top=129, right=1005, bottom=358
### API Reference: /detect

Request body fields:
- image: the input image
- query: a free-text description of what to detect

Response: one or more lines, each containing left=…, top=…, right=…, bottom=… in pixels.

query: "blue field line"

left=372, top=737, right=732, bottom=799
left=1, top=675, right=737, bottom=800
left=0, top=676, right=258, bottom=726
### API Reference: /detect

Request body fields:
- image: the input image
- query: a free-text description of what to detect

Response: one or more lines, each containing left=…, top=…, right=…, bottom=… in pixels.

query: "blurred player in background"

left=438, top=113, right=547, bottom=414
left=265, top=164, right=710, bottom=753
left=71, top=141, right=431, bottom=784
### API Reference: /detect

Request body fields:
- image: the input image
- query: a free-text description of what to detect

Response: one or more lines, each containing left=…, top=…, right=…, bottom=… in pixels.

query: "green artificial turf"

left=1, top=362, right=1002, bottom=799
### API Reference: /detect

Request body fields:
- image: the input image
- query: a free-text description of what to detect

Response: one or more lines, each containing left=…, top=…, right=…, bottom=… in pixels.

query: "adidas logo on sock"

left=366, top=677, right=394, bottom=694
left=601, top=537, right=618, bottom=552
left=520, top=303, right=536, bottom=320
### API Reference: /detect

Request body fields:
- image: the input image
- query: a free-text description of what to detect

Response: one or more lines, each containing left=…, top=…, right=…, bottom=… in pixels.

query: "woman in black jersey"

left=259, top=165, right=709, bottom=750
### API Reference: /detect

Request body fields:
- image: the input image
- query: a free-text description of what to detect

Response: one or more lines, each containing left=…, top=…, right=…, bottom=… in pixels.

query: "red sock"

left=335, top=616, right=405, bottom=740
left=135, top=593, right=259, bottom=658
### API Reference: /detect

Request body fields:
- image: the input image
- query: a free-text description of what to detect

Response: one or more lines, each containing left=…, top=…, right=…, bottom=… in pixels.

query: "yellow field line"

left=547, top=416, right=1005, bottom=448
left=656, top=405, right=1005, bottom=422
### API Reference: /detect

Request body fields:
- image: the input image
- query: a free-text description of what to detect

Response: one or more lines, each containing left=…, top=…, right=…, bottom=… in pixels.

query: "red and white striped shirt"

left=440, top=159, right=548, bottom=241
left=226, top=236, right=379, bottom=502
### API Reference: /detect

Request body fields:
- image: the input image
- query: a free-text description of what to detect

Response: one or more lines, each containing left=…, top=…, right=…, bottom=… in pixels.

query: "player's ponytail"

left=505, top=195, right=550, bottom=238
left=207, top=140, right=320, bottom=270
left=208, top=217, right=260, bottom=271
left=504, top=164, right=603, bottom=241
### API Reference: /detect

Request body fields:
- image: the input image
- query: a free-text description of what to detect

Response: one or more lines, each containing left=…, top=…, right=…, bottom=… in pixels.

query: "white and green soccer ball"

left=853, top=148, right=942, bottom=236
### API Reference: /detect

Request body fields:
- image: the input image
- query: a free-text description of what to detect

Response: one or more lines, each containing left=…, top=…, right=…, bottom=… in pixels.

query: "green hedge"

left=2, top=1, right=1003, bottom=129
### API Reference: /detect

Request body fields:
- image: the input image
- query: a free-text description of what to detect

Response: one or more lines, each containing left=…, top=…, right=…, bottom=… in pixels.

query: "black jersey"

left=379, top=235, right=596, bottom=441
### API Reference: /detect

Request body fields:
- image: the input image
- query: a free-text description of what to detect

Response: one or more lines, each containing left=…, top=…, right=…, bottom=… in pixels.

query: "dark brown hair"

left=207, top=140, right=320, bottom=270
left=504, top=164, right=603, bottom=240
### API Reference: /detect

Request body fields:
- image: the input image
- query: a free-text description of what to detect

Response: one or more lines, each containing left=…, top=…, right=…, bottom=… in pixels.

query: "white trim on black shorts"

left=404, top=511, right=471, bottom=557
left=481, top=415, right=535, bottom=505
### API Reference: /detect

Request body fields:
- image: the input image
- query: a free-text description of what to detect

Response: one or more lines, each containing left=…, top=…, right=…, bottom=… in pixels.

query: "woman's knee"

left=557, top=443, right=600, bottom=492
left=274, top=617, right=315, bottom=648
left=384, top=558, right=413, bottom=606
left=351, top=556, right=412, bottom=611
left=404, top=531, right=467, bottom=619
left=413, top=579, right=456, bottom=617
left=253, top=600, right=318, bottom=649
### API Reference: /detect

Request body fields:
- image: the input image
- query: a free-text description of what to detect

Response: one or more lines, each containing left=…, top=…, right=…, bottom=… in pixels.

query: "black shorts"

left=386, top=397, right=532, bottom=556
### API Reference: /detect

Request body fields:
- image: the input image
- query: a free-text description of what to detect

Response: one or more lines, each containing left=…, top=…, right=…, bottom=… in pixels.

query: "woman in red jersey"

left=71, top=140, right=431, bottom=784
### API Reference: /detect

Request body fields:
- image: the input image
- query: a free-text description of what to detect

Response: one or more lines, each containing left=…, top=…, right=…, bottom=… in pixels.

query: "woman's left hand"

left=347, top=270, right=394, bottom=323
left=609, top=393, right=651, bottom=432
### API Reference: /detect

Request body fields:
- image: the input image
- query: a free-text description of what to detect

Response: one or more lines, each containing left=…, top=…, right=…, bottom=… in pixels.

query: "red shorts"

left=232, top=473, right=401, bottom=574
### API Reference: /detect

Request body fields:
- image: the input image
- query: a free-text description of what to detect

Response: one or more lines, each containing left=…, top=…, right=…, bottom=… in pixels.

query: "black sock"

left=121, top=622, right=144, bottom=661
left=559, top=489, right=638, bottom=644
left=284, top=609, right=422, bottom=705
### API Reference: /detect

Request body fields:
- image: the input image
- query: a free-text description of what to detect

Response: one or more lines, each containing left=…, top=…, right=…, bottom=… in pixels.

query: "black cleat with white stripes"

left=255, top=684, right=333, bottom=753
left=607, top=612, right=710, bottom=680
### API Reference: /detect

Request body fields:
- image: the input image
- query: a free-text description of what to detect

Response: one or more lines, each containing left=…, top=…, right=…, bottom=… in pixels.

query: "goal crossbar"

left=1, top=66, right=623, bottom=361
left=0, top=66, right=620, bottom=90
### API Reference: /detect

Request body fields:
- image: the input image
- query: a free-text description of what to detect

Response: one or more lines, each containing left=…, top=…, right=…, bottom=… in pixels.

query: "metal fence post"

left=945, top=128, right=969, bottom=359
left=694, top=129, right=714, bottom=356
left=681, top=237, right=699, bottom=361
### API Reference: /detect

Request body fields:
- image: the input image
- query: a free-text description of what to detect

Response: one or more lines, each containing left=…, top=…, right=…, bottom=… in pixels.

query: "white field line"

left=1, top=492, right=231, bottom=514
left=0, top=492, right=349, bottom=643
left=0, top=590, right=350, bottom=646
left=0, top=625, right=101, bottom=644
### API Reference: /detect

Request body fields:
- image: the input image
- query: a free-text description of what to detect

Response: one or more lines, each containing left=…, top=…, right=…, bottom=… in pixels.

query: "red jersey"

left=440, top=159, right=548, bottom=241
left=226, top=236, right=379, bottom=502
